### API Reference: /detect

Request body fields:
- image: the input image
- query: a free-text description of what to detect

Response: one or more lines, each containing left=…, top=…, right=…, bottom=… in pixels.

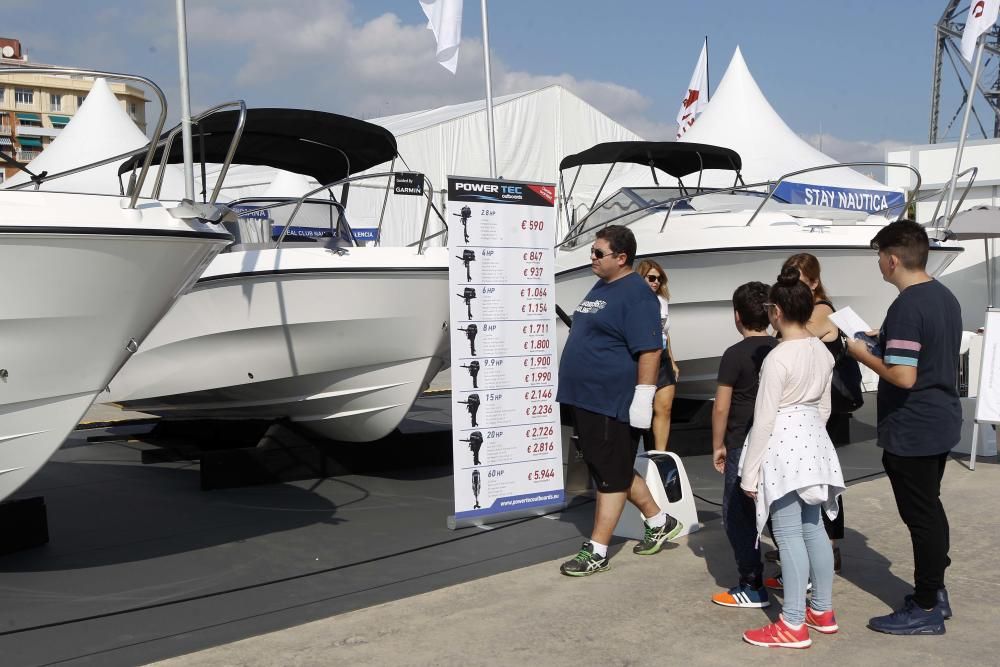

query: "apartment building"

left=0, top=36, right=148, bottom=182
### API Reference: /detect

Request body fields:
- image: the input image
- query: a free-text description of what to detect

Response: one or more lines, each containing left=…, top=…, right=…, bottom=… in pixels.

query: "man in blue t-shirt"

left=557, top=225, right=683, bottom=576
left=847, top=219, right=960, bottom=636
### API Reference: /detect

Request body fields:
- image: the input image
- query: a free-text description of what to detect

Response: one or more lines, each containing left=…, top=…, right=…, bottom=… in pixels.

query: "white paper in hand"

left=827, top=306, right=872, bottom=339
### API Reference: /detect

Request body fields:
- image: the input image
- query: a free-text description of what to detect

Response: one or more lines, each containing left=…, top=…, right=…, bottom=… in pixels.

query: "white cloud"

left=803, top=133, right=908, bottom=165
left=801, top=133, right=911, bottom=181
left=179, top=0, right=665, bottom=137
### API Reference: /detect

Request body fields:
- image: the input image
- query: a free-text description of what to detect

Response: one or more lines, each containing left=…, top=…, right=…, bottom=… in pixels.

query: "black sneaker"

left=560, top=542, right=610, bottom=576
left=632, top=515, right=683, bottom=555
left=904, top=588, right=952, bottom=620
left=868, top=598, right=945, bottom=635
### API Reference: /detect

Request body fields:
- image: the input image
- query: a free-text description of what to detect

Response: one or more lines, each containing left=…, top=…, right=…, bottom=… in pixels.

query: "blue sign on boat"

left=774, top=181, right=905, bottom=215
left=353, top=228, right=379, bottom=242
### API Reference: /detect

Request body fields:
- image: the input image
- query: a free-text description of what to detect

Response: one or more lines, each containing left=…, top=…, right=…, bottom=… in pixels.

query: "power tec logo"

left=448, top=177, right=555, bottom=207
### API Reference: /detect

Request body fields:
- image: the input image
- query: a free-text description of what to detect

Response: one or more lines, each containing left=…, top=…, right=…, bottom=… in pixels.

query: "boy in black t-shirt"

left=710, top=282, right=778, bottom=608
left=848, top=220, right=960, bottom=636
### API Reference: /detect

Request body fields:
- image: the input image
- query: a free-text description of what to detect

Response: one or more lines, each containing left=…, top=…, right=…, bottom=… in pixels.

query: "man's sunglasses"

left=645, top=274, right=662, bottom=283
left=590, top=247, right=620, bottom=259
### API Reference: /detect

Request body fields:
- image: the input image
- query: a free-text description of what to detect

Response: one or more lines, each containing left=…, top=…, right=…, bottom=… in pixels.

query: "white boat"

left=0, top=69, right=232, bottom=502
left=106, top=109, right=451, bottom=442
left=554, top=142, right=964, bottom=398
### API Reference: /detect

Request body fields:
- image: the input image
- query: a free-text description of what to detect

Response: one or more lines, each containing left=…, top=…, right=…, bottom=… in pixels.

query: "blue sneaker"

left=868, top=599, right=946, bottom=635
left=712, top=583, right=770, bottom=608
left=905, top=588, right=952, bottom=620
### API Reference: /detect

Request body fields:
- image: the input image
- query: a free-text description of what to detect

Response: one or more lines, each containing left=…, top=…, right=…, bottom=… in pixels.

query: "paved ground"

left=2, top=397, right=993, bottom=666
left=149, top=457, right=999, bottom=666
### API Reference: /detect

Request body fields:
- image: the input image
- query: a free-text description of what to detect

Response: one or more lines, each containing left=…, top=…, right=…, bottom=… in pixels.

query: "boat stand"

left=200, top=420, right=350, bottom=491
left=0, top=496, right=49, bottom=554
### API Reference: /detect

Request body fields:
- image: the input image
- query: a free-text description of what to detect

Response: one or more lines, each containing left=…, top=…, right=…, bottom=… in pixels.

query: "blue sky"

left=0, top=1, right=988, bottom=162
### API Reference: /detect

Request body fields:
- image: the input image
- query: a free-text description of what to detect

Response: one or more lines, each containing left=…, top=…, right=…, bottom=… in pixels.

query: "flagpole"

left=174, top=0, right=194, bottom=201
left=480, top=0, right=497, bottom=178
left=704, top=35, right=710, bottom=101
left=943, top=38, right=986, bottom=225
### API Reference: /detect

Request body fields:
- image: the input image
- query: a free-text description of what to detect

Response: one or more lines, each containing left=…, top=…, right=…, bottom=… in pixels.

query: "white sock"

left=645, top=512, right=667, bottom=528
left=781, top=616, right=803, bottom=630
left=589, top=540, right=608, bottom=557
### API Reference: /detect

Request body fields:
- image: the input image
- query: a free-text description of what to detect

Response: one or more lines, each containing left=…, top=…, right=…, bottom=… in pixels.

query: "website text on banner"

left=447, top=176, right=564, bottom=524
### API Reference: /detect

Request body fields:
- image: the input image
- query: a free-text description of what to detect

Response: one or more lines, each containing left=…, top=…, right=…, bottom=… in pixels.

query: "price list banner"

left=447, top=176, right=564, bottom=523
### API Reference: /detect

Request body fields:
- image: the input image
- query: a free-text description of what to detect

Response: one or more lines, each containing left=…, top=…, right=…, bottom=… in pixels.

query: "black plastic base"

left=0, top=496, right=49, bottom=554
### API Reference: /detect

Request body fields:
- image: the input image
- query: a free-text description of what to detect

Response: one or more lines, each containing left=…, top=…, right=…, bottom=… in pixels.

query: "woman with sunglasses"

left=637, top=259, right=680, bottom=451
left=739, top=266, right=845, bottom=649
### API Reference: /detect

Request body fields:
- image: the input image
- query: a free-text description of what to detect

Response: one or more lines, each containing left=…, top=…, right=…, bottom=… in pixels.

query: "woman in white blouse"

left=739, top=266, right=846, bottom=649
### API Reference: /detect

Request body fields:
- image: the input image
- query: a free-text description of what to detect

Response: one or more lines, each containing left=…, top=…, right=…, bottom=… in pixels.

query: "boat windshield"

left=224, top=197, right=355, bottom=250
left=579, top=187, right=686, bottom=229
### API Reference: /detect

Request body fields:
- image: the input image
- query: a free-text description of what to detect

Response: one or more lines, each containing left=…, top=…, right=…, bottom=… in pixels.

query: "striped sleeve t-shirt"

left=875, top=279, right=962, bottom=456
left=884, top=337, right=921, bottom=367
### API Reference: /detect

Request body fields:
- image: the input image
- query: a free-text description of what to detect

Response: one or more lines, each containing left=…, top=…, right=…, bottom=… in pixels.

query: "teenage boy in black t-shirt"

left=847, top=219, right=960, bottom=636
left=710, top=282, right=778, bottom=608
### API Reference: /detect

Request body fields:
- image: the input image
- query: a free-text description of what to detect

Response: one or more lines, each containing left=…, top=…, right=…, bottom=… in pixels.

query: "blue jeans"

left=722, top=447, right=762, bottom=587
left=770, top=491, right=835, bottom=625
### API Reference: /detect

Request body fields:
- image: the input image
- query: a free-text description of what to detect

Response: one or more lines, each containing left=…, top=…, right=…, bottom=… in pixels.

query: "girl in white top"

left=637, top=259, right=680, bottom=451
left=739, top=266, right=846, bottom=649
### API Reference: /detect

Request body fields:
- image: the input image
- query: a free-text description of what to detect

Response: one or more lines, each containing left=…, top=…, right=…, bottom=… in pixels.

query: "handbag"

left=830, top=333, right=864, bottom=413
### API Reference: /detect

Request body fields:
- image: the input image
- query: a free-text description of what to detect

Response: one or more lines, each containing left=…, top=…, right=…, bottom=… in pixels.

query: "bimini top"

left=119, top=108, right=398, bottom=184
left=559, top=141, right=742, bottom=178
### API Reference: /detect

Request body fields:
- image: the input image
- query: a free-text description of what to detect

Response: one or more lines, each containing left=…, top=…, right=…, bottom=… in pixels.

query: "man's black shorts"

left=571, top=405, right=639, bottom=492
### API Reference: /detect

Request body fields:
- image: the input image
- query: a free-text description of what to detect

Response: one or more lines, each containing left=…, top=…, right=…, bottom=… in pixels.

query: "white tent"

left=4, top=78, right=184, bottom=196
left=360, top=85, right=643, bottom=244
left=209, top=85, right=643, bottom=245
left=595, top=48, right=903, bottom=215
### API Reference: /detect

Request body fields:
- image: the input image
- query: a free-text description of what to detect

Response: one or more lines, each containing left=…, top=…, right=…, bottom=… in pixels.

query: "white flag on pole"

left=961, top=0, right=1000, bottom=62
left=675, top=41, right=708, bottom=139
left=420, top=0, right=463, bottom=74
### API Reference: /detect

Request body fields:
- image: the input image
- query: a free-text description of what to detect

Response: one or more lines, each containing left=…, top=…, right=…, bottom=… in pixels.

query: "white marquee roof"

left=678, top=47, right=890, bottom=191
left=4, top=77, right=184, bottom=196
left=594, top=48, right=897, bottom=205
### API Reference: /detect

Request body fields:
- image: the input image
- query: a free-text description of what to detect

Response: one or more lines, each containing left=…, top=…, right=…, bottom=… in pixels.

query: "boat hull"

left=107, top=247, right=451, bottom=442
left=0, top=192, right=229, bottom=501
left=555, top=223, right=962, bottom=399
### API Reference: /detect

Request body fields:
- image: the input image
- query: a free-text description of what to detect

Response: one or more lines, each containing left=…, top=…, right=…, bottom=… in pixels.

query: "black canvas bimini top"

left=559, top=141, right=742, bottom=178
left=119, top=108, right=397, bottom=184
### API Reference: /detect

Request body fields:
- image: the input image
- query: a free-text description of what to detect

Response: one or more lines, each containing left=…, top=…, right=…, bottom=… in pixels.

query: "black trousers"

left=722, top=447, right=763, bottom=587
left=882, top=450, right=951, bottom=610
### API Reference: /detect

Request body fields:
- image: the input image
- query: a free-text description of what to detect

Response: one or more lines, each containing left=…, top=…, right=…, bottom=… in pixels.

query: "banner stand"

left=447, top=501, right=566, bottom=530
left=445, top=176, right=565, bottom=529
left=969, top=307, right=1000, bottom=471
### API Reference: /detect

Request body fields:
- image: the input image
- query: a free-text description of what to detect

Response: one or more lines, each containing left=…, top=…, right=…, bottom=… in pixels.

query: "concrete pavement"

left=151, top=456, right=998, bottom=667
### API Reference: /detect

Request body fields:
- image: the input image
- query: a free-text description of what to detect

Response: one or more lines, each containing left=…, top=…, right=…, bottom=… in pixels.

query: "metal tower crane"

left=929, top=0, right=1000, bottom=142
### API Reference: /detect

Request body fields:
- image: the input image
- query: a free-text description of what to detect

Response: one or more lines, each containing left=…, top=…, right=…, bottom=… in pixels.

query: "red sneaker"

left=743, top=616, right=811, bottom=649
left=805, top=607, right=839, bottom=634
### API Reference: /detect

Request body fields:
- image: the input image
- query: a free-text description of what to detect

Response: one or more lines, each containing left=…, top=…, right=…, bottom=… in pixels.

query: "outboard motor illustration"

left=456, top=249, right=476, bottom=282
left=461, top=360, right=480, bottom=388
left=454, top=205, right=473, bottom=243
left=457, top=287, right=477, bottom=319
left=457, top=393, right=481, bottom=427
left=472, top=469, right=482, bottom=509
left=458, top=323, right=478, bottom=356
left=461, top=430, right=484, bottom=465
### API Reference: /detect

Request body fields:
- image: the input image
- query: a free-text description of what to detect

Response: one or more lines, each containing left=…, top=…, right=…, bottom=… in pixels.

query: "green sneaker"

left=560, top=542, right=610, bottom=576
left=632, top=515, right=683, bottom=555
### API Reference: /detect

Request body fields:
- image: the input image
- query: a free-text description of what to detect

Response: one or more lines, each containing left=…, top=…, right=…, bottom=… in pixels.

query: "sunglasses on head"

left=645, top=274, right=662, bottom=283
left=590, top=246, right=619, bottom=259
